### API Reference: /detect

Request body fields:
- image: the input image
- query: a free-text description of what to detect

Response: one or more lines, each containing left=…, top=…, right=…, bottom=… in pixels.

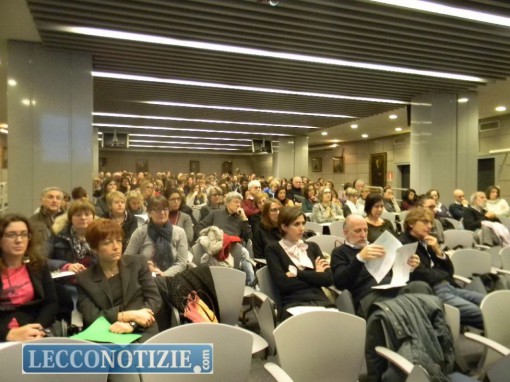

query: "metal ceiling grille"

left=25, top=0, right=510, bottom=152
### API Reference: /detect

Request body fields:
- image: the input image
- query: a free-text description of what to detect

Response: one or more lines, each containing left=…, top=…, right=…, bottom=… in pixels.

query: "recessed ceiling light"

left=21, top=99, right=30, bottom=106
left=495, top=106, right=507, bottom=112
left=332, top=144, right=338, bottom=148
left=362, top=134, right=368, bottom=138
left=55, top=26, right=486, bottom=82
left=351, top=124, right=358, bottom=129
left=395, top=127, right=403, bottom=132
left=7, top=79, right=17, bottom=87
left=321, top=131, right=328, bottom=136
left=389, top=114, right=397, bottom=119
left=457, top=98, right=469, bottom=103
left=370, top=0, right=510, bottom=28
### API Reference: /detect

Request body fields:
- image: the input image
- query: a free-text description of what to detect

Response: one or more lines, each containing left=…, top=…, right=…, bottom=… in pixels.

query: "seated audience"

left=106, top=191, right=138, bottom=250
left=241, top=180, right=262, bottom=217
left=400, top=188, right=417, bottom=211
left=312, top=187, right=344, bottom=223
left=486, top=185, right=510, bottom=219
left=342, top=187, right=362, bottom=217
left=248, top=192, right=268, bottom=234
left=417, top=197, right=445, bottom=244
left=265, top=207, right=334, bottom=318
left=301, top=183, right=317, bottom=213
left=119, top=175, right=132, bottom=194
left=426, top=189, right=452, bottom=219
left=199, top=186, right=224, bottom=221
left=126, top=190, right=145, bottom=215
left=185, top=183, right=206, bottom=207
left=164, top=188, right=194, bottom=246
left=29, top=187, right=65, bottom=252
left=382, top=186, right=400, bottom=213
left=331, top=215, right=426, bottom=317
left=449, top=188, right=469, bottom=220
left=287, top=177, right=304, bottom=204
left=356, top=186, right=370, bottom=215
left=365, top=193, right=397, bottom=243
left=124, top=196, right=188, bottom=277
left=77, top=219, right=161, bottom=342
left=275, top=186, right=295, bottom=207
left=400, top=208, right=484, bottom=328
left=253, top=199, right=283, bottom=259
left=0, top=214, right=58, bottom=342
left=95, top=177, right=117, bottom=217
left=463, top=191, right=510, bottom=246
left=139, top=180, right=155, bottom=208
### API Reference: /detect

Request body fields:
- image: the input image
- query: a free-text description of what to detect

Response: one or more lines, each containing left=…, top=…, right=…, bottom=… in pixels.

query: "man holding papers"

left=331, top=215, right=430, bottom=318
left=400, top=208, right=484, bottom=329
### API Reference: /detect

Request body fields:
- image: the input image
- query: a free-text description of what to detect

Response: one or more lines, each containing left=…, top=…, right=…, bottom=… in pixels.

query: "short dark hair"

left=364, top=193, right=384, bottom=216
left=277, top=206, right=305, bottom=236
left=71, top=186, right=88, bottom=200
left=485, top=186, right=500, bottom=199
left=67, top=199, right=95, bottom=221
left=85, top=218, right=124, bottom=250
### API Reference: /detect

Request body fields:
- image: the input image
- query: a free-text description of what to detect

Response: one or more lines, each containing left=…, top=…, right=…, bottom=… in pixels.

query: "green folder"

left=71, top=316, right=141, bottom=344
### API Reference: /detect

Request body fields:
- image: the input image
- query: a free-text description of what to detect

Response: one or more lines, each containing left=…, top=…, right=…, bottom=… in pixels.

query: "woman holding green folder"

left=77, top=219, right=161, bottom=342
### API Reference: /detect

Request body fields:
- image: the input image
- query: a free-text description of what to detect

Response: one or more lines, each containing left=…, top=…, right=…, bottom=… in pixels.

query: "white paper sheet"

left=365, top=230, right=402, bottom=283
left=286, top=306, right=338, bottom=316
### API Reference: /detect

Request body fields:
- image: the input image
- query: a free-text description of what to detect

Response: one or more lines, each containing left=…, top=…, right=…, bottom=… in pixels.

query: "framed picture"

left=312, top=157, right=322, bottom=172
left=369, top=152, right=387, bottom=187
left=222, top=161, right=233, bottom=175
left=136, top=159, right=148, bottom=174
left=190, top=160, right=200, bottom=174
left=333, top=156, right=344, bottom=173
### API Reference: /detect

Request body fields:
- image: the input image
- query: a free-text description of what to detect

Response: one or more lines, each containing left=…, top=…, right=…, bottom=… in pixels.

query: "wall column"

left=7, top=41, right=93, bottom=215
left=275, top=135, right=309, bottom=179
left=410, top=91, right=478, bottom=198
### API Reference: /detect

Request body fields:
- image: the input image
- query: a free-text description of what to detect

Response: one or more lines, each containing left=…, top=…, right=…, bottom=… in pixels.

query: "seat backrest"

left=191, top=207, right=201, bottom=222
left=329, top=219, right=345, bottom=237
left=304, top=221, right=323, bottom=234
left=444, top=230, right=474, bottom=250
left=0, top=337, right=108, bottom=382
left=480, top=290, right=510, bottom=368
left=499, top=246, right=510, bottom=270
left=273, top=310, right=366, bottom=382
left=306, top=234, right=344, bottom=256
left=445, top=218, right=461, bottom=230
left=256, top=266, right=282, bottom=309
left=450, top=248, right=492, bottom=277
left=209, top=266, right=246, bottom=325
left=144, top=323, right=253, bottom=382
left=257, top=297, right=277, bottom=356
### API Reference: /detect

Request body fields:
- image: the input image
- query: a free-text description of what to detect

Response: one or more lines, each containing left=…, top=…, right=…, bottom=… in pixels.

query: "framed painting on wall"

left=333, top=156, right=344, bottom=173
left=312, top=157, right=322, bottom=172
left=222, top=161, right=233, bottom=175
left=369, top=152, right=387, bottom=187
left=190, top=160, right=200, bottom=174
left=136, top=159, right=148, bottom=174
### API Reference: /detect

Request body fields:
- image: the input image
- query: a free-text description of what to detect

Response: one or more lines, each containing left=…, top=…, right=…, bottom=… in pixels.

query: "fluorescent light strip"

left=371, top=0, right=510, bottom=27
left=129, top=133, right=251, bottom=141
left=130, top=139, right=250, bottom=147
left=93, top=71, right=407, bottom=104
left=93, top=123, right=292, bottom=136
left=94, top=112, right=317, bottom=129
left=129, top=144, right=239, bottom=151
left=144, top=101, right=356, bottom=118
left=59, top=26, right=484, bottom=82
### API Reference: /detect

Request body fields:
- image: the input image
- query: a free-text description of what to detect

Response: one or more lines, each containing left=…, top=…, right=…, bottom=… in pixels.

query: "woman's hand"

left=68, top=263, right=86, bottom=273
left=315, top=257, right=330, bottom=272
left=110, top=321, right=134, bottom=334
left=147, top=261, right=162, bottom=275
left=6, top=324, right=46, bottom=341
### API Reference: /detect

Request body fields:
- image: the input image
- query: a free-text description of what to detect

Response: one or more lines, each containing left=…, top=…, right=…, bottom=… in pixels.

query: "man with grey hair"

left=29, top=186, right=65, bottom=248
left=241, top=180, right=262, bottom=217
left=194, top=191, right=256, bottom=286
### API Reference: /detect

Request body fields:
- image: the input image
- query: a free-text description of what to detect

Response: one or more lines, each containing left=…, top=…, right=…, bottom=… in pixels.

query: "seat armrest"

left=453, top=274, right=472, bottom=284
left=264, top=362, right=294, bottom=382
left=464, top=332, right=510, bottom=356
left=375, top=346, right=414, bottom=374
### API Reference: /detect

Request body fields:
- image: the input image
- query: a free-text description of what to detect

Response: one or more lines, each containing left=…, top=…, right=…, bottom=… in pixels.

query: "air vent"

left=479, top=120, right=500, bottom=132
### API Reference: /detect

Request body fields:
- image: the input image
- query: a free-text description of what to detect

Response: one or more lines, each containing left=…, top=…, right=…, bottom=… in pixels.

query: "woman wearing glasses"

left=199, top=186, right=224, bottom=222
left=164, top=188, right=194, bottom=246
left=253, top=199, right=283, bottom=259
left=311, top=187, right=344, bottom=223
left=0, top=214, right=58, bottom=342
left=124, top=195, right=188, bottom=277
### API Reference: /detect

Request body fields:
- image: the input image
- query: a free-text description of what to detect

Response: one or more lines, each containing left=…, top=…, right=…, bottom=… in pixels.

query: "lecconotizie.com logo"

left=22, top=344, right=213, bottom=374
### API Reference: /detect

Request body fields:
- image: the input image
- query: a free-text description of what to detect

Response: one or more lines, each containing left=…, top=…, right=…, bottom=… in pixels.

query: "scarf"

left=279, top=238, right=314, bottom=270
left=147, top=220, right=174, bottom=272
left=70, top=227, right=91, bottom=261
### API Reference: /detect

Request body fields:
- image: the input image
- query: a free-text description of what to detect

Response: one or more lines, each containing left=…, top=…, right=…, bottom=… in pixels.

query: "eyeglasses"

left=3, top=232, right=31, bottom=240
left=151, top=208, right=170, bottom=213
left=270, top=208, right=281, bottom=213
left=168, top=198, right=181, bottom=202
